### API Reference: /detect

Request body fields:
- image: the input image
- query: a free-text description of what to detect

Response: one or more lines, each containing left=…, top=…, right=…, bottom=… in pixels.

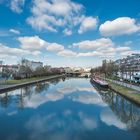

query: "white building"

left=115, top=53, right=140, bottom=82
left=22, top=59, right=43, bottom=71
left=72, top=67, right=84, bottom=73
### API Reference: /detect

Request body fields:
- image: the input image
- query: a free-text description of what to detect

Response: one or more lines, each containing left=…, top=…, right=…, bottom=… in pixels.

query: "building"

left=44, top=65, right=52, bottom=72
left=72, top=67, right=84, bottom=73
left=84, top=67, right=92, bottom=73
left=57, top=67, right=65, bottom=73
left=0, top=61, right=3, bottom=65
left=63, top=67, right=73, bottom=73
left=0, top=65, right=19, bottom=78
left=114, top=53, right=140, bottom=82
left=21, top=59, right=43, bottom=71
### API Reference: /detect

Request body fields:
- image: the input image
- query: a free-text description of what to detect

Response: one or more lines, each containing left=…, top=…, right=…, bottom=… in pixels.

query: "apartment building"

left=115, top=53, right=140, bottom=82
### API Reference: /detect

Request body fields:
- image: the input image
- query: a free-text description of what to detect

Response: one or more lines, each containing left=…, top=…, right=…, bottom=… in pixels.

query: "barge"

left=90, top=77, right=109, bottom=88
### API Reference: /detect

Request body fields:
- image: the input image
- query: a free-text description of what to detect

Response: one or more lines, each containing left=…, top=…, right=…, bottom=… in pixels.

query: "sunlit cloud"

left=99, top=17, right=140, bottom=36
left=9, top=28, right=20, bottom=34
left=10, top=0, right=25, bottom=13
left=100, top=109, right=127, bottom=130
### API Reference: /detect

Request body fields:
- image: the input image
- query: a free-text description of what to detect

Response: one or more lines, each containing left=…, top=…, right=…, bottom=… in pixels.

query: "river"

left=0, top=78, right=140, bottom=140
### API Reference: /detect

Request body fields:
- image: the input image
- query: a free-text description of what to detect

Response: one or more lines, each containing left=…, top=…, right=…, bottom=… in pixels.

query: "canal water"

left=0, top=78, right=140, bottom=140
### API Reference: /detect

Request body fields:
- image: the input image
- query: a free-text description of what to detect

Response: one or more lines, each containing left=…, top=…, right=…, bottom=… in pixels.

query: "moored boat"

left=91, top=77, right=109, bottom=88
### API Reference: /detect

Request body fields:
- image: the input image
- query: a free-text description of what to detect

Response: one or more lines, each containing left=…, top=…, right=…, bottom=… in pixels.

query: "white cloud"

left=47, top=43, right=64, bottom=52
left=79, top=112, right=98, bottom=130
left=18, top=36, right=47, bottom=50
left=58, top=49, right=77, bottom=57
left=9, top=35, right=140, bottom=60
left=9, top=29, right=20, bottom=34
left=27, top=15, right=60, bottom=32
left=72, top=38, right=137, bottom=58
left=10, top=0, right=25, bottom=13
left=78, top=17, right=98, bottom=34
left=73, top=38, right=114, bottom=50
left=0, top=43, right=41, bottom=57
left=71, top=93, right=107, bottom=106
left=27, top=0, right=84, bottom=32
left=23, top=85, right=100, bottom=109
left=63, top=28, right=72, bottom=36
left=116, top=46, right=131, bottom=52
left=119, top=50, right=140, bottom=56
left=77, top=51, right=103, bottom=57
left=18, top=35, right=65, bottom=53
left=7, top=111, right=17, bottom=116
left=99, top=17, right=140, bottom=36
left=77, top=46, right=133, bottom=58
left=24, top=92, right=63, bottom=109
left=1, top=33, right=138, bottom=62
left=100, top=109, right=126, bottom=130
left=25, top=111, right=97, bottom=139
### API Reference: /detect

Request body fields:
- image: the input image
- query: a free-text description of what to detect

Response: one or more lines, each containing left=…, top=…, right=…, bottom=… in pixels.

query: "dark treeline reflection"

left=0, top=78, right=62, bottom=109
left=94, top=86, right=140, bottom=139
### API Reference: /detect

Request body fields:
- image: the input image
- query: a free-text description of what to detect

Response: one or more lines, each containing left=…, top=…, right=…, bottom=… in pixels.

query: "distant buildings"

left=44, top=65, right=52, bottom=72
left=84, top=67, right=92, bottom=73
left=72, top=67, right=84, bottom=73
left=21, top=59, right=43, bottom=71
left=63, top=67, right=73, bottom=73
left=57, top=67, right=65, bottom=73
left=0, top=58, right=92, bottom=79
left=63, top=67, right=91, bottom=74
left=0, top=59, right=44, bottom=79
left=0, top=64, right=19, bottom=78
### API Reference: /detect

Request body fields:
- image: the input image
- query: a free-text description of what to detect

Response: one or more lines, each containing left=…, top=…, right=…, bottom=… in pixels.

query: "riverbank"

left=6, top=76, right=62, bottom=85
left=108, top=80, right=140, bottom=105
left=0, top=74, right=64, bottom=93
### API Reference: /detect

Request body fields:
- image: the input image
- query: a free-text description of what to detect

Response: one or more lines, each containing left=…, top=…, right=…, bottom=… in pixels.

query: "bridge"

left=65, top=72, right=91, bottom=77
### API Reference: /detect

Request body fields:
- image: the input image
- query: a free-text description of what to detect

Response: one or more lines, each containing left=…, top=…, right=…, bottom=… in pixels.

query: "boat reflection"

left=91, top=81, right=140, bottom=137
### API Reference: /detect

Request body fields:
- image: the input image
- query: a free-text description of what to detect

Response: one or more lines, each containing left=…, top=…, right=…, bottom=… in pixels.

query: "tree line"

left=1, top=59, right=65, bottom=80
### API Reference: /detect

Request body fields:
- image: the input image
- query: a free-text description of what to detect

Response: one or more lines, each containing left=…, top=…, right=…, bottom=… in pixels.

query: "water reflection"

left=92, top=86, right=140, bottom=139
left=97, top=89, right=140, bottom=130
left=70, top=92, right=107, bottom=106
left=0, top=93, right=10, bottom=108
left=0, top=78, right=60, bottom=109
left=25, top=111, right=98, bottom=140
left=0, top=78, right=139, bottom=140
left=100, top=109, right=126, bottom=130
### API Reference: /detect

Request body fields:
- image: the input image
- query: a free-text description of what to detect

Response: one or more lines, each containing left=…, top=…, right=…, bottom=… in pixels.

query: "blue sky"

left=0, top=0, right=140, bottom=67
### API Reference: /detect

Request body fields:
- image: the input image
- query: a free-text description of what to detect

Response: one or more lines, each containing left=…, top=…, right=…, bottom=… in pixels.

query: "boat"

left=90, top=77, right=109, bottom=88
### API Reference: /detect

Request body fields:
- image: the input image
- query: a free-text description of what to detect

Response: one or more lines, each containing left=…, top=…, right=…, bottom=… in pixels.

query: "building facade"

left=115, top=53, right=140, bottom=82
left=0, top=65, right=19, bottom=78
left=22, top=59, right=43, bottom=71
